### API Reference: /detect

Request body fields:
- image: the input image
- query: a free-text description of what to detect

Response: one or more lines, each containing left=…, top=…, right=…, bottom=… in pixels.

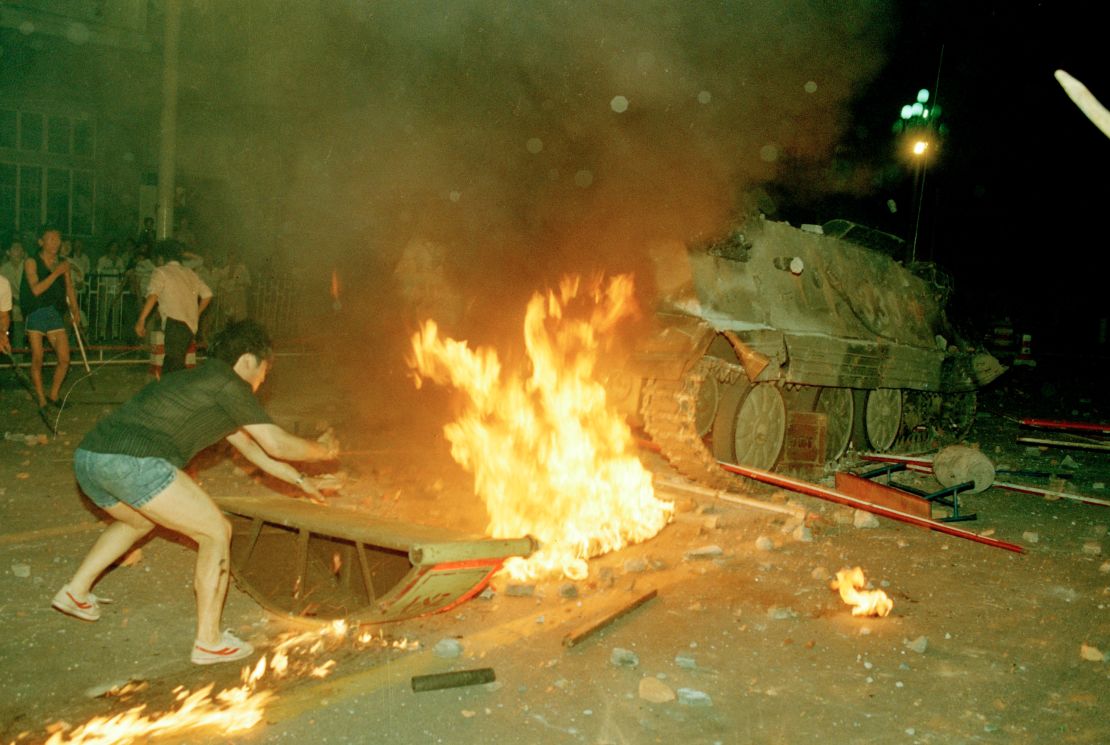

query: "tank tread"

left=641, top=358, right=746, bottom=491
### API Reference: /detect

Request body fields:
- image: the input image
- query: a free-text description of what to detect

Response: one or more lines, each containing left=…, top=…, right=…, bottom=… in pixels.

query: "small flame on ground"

left=41, top=620, right=418, bottom=744
left=409, top=274, right=673, bottom=581
left=831, top=566, right=893, bottom=617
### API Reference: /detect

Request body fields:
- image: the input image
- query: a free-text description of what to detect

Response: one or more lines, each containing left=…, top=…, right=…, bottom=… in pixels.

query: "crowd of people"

left=1, top=217, right=254, bottom=353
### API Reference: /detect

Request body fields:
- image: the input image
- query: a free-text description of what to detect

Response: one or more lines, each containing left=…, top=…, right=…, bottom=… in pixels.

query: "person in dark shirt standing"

left=52, top=319, right=340, bottom=665
left=20, top=226, right=79, bottom=409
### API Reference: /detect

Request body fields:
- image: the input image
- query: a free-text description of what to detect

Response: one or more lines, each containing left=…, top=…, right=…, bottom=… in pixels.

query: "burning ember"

left=40, top=622, right=418, bottom=744
left=409, top=274, right=673, bottom=581
left=831, top=566, right=893, bottom=617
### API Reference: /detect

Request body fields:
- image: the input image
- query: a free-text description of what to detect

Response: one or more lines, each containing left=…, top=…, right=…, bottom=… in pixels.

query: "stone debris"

left=684, top=545, right=723, bottom=560
left=792, top=525, right=814, bottom=542
left=676, top=688, right=713, bottom=707
left=623, top=557, right=648, bottom=573
left=1022, top=531, right=1039, bottom=544
left=433, top=638, right=463, bottom=659
left=610, top=647, right=640, bottom=668
left=811, top=566, right=831, bottom=582
left=558, top=583, right=578, bottom=599
left=674, top=653, right=697, bottom=670
left=3, top=432, right=48, bottom=446
left=767, top=606, right=799, bottom=620
left=638, top=676, right=676, bottom=703
left=1081, top=542, right=1102, bottom=556
left=505, top=584, right=535, bottom=597
left=755, top=536, right=774, bottom=551
left=904, top=636, right=929, bottom=654
left=1079, top=643, right=1105, bottom=662
left=11, top=563, right=31, bottom=578
left=1099, top=561, right=1110, bottom=574
left=853, top=510, right=881, bottom=529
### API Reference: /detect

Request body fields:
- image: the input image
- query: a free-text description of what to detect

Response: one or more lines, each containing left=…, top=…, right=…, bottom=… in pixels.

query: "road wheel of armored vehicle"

left=711, top=381, right=786, bottom=469
left=815, top=387, right=854, bottom=461
left=859, top=388, right=903, bottom=452
left=694, top=376, right=721, bottom=437
left=641, top=357, right=741, bottom=490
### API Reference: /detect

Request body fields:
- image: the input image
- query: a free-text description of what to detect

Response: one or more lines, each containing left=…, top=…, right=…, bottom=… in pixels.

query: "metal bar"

left=355, top=542, right=377, bottom=603
left=412, top=668, right=496, bottom=692
left=719, top=462, right=1024, bottom=553
left=1020, top=417, right=1110, bottom=434
left=241, top=517, right=264, bottom=565
left=293, top=528, right=310, bottom=600
left=1016, top=436, right=1110, bottom=452
left=994, top=480, right=1110, bottom=509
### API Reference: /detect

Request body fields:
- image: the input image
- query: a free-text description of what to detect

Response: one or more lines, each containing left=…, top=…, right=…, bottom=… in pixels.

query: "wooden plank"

left=563, top=589, right=658, bottom=648
left=214, top=495, right=475, bottom=551
left=834, top=472, right=932, bottom=519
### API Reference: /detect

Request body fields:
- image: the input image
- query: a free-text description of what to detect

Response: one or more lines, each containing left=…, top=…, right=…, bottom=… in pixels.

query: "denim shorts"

left=74, top=449, right=177, bottom=510
left=25, top=306, right=65, bottom=334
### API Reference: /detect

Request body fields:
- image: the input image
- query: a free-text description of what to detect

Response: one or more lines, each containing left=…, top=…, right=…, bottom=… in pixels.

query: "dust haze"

left=171, top=0, right=896, bottom=426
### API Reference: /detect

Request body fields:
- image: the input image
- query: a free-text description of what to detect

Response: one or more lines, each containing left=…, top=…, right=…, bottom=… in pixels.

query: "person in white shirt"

left=134, top=241, right=213, bottom=375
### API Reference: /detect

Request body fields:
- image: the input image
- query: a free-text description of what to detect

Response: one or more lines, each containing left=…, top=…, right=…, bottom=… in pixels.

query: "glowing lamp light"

left=900, top=104, right=914, bottom=120
left=912, top=140, right=929, bottom=156
left=917, top=88, right=930, bottom=103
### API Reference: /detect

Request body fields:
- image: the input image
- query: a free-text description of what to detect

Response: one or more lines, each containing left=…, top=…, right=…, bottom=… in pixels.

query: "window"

left=0, top=110, right=16, bottom=150
left=48, top=116, right=72, bottom=155
left=18, top=165, right=42, bottom=232
left=47, top=168, right=71, bottom=228
left=73, top=118, right=94, bottom=157
left=19, top=112, right=43, bottom=152
left=72, top=171, right=94, bottom=236
left=0, top=164, right=15, bottom=230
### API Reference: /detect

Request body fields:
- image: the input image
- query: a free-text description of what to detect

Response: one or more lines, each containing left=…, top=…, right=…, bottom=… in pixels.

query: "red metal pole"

left=1020, top=418, right=1110, bottom=434
left=717, top=461, right=1024, bottom=553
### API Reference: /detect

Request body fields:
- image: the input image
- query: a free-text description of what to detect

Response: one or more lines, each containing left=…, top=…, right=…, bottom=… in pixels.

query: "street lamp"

left=893, top=88, right=945, bottom=262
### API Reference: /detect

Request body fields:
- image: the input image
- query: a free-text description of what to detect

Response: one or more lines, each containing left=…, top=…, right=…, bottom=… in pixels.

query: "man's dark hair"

left=39, top=224, right=62, bottom=238
left=155, top=239, right=183, bottom=263
left=210, top=319, right=273, bottom=365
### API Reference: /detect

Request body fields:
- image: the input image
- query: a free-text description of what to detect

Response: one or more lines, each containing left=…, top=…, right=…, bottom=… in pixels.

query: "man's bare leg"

left=67, top=503, right=156, bottom=596
left=45, top=328, right=70, bottom=402
left=27, top=331, right=46, bottom=407
left=137, top=471, right=232, bottom=646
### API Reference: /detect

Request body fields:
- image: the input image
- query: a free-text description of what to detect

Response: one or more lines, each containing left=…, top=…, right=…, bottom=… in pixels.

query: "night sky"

left=774, top=1, right=1110, bottom=356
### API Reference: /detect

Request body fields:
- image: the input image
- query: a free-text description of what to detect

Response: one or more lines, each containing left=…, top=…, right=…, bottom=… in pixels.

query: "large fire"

left=409, top=274, right=673, bottom=581
left=831, top=566, right=893, bottom=617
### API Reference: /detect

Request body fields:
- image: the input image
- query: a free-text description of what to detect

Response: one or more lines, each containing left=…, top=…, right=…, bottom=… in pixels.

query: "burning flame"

left=409, top=274, right=673, bottom=581
left=40, top=621, right=418, bottom=744
left=831, top=567, right=893, bottom=617
left=330, top=268, right=341, bottom=300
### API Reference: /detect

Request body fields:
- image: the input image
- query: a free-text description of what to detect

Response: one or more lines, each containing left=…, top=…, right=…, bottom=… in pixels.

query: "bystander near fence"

left=1, top=271, right=306, bottom=371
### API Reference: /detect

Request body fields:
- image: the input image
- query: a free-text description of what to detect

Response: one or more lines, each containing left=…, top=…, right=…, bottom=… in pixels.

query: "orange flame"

left=410, top=274, right=673, bottom=581
left=330, top=268, right=341, bottom=300
left=41, top=621, right=419, bottom=744
left=832, top=566, right=893, bottom=617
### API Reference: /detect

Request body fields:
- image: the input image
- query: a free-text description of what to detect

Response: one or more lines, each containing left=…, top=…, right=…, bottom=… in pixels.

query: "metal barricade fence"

left=70, top=271, right=303, bottom=347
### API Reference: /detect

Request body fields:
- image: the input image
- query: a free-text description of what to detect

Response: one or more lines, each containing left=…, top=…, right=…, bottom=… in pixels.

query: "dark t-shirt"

left=79, top=359, right=272, bottom=467
left=20, top=254, right=67, bottom=315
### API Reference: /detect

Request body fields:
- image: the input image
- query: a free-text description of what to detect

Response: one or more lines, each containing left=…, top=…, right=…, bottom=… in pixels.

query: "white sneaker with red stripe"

left=191, top=630, right=254, bottom=665
left=52, top=584, right=112, bottom=622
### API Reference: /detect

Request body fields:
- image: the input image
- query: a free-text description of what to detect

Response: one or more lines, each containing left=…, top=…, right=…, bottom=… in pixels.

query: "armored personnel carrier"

left=618, top=216, right=1005, bottom=490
